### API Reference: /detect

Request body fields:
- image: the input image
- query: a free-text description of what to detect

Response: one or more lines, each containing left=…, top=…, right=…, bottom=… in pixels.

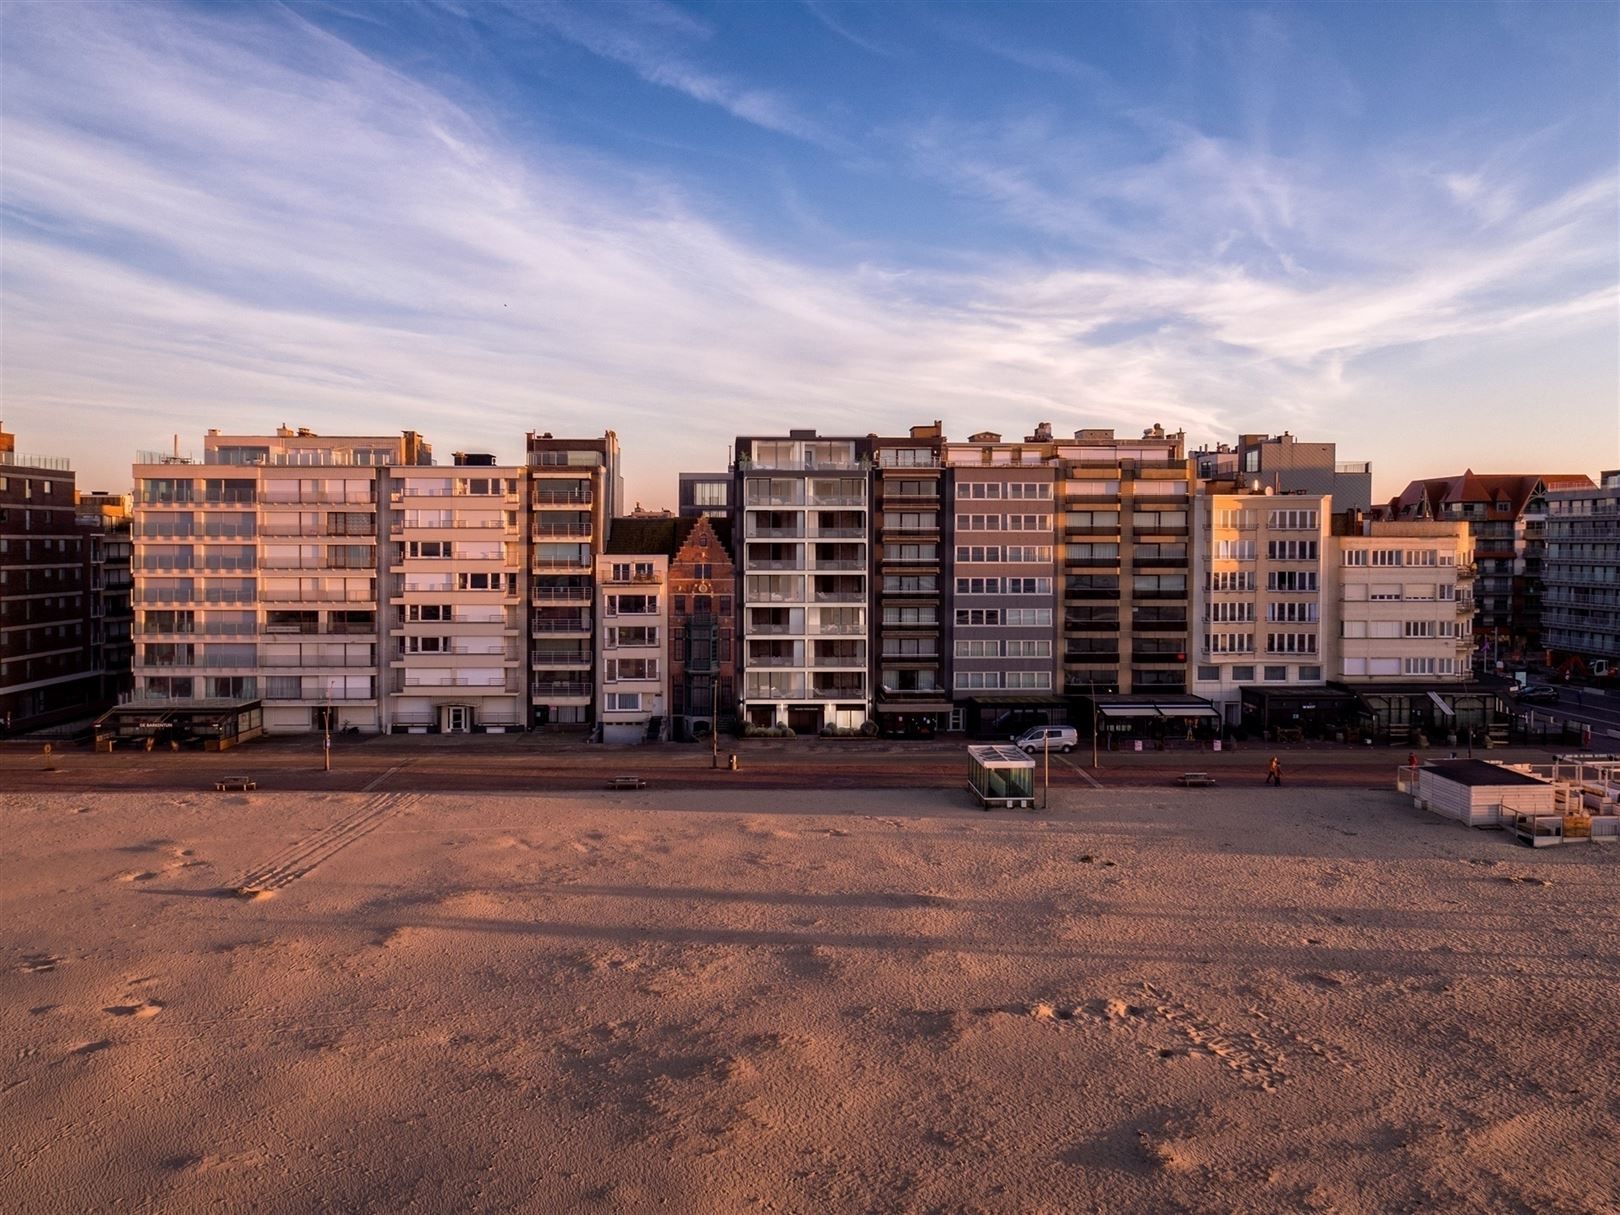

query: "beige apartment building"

left=132, top=427, right=426, bottom=733
left=1192, top=489, right=1331, bottom=727
left=388, top=456, right=527, bottom=733
left=1332, top=520, right=1474, bottom=682
left=595, top=543, right=669, bottom=744
left=130, top=427, right=619, bottom=735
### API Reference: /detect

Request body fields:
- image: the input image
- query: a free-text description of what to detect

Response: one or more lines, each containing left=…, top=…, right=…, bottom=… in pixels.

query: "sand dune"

left=2, top=785, right=1616, bottom=1213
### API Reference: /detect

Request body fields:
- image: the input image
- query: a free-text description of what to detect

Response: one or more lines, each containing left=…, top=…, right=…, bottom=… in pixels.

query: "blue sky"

left=2, top=0, right=1615, bottom=505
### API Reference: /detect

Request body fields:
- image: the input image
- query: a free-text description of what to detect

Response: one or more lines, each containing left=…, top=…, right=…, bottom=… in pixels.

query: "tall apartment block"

left=0, top=424, right=102, bottom=733
left=1057, top=426, right=1196, bottom=702
left=733, top=431, right=870, bottom=733
left=1194, top=432, right=1372, bottom=513
left=942, top=429, right=1060, bottom=733
left=871, top=423, right=949, bottom=735
left=389, top=454, right=526, bottom=733
left=127, top=426, right=619, bottom=735
left=1384, top=472, right=1594, bottom=665
left=1335, top=521, right=1474, bottom=681
left=131, top=427, right=426, bottom=732
left=527, top=432, right=621, bottom=728
left=1191, top=489, right=1331, bottom=727
left=77, top=490, right=134, bottom=706
left=1542, top=470, right=1620, bottom=672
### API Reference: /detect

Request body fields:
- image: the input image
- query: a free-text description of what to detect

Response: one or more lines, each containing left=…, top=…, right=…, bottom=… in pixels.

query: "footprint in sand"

left=103, top=1000, right=163, bottom=1019
left=18, top=954, right=62, bottom=974
left=69, top=1040, right=112, bottom=1056
left=118, top=871, right=160, bottom=882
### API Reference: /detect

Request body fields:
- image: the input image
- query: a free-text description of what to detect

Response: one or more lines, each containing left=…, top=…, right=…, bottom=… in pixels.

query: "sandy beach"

left=3, top=783, right=1617, bottom=1213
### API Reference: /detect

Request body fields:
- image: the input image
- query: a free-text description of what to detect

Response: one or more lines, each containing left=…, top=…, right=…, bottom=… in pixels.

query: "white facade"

left=1334, top=522, right=1473, bottom=681
left=595, top=554, right=669, bottom=743
left=738, top=436, right=870, bottom=732
left=387, top=465, right=526, bottom=733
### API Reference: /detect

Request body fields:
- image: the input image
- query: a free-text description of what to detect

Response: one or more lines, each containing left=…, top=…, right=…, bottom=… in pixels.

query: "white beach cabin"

left=1408, top=759, right=1556, bottom=828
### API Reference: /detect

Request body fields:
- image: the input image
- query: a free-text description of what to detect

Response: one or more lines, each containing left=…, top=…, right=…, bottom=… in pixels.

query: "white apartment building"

left=387, top=458, right=526, bottom=733
left=132, top=427, right=427, bottom=733
left=595, top=551, right=669, bottom=743
left=1193, top=490, right=1330, bottom=724
left=1333, top=521, right=1473, bottom=681
left=735, top=431, right=870, bottom=733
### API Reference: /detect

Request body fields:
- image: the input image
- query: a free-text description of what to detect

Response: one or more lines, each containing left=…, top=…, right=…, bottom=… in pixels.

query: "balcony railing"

left=813, top=591, right=866, bottom=603
left=532, top=681, right=591, bottom=697
left=812, top=686, right=866, bottom=699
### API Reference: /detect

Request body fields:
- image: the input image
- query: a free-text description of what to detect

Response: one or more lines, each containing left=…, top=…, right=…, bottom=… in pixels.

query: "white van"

left=1012, top=725, right=1077, bottom=754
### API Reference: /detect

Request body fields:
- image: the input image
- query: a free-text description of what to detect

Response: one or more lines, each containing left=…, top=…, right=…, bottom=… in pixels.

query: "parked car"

left=1013, top=725, right=1078, bottom=753
left=1513, top=684, right=1559, bottom=705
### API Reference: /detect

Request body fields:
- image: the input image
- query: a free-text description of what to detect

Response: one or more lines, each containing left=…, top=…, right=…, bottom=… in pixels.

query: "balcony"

left=746, top=622, right=796, bottom=635
left=749, top=559, right=804, bottom=571
left=1131, top=650, right=1187, bottom=665
left=533, top=490, right=593, bottom=505
left=1132, top=618, right=1188, bottom=632
left=532, top=616, right=591, bottom=633
left=1064, top=619, right=1120, bottom=632
left=532, top=680, right=591, bottom=698
left=1064, top=525, right=1121, bottom=537
left=603, top=572, right=664, bottom=586
left=748, top=655, right=801, bottom=667
left=1065, top=651, right=1120, bottom=664
left=812, top=685, right=867, bottom=699
left=1132, top=525, right=1190, bottom=538
left=813, top=559, right=867, bottom=571
left=1132, top=556, right=1189, bottom=569
left=532, top=586, right=592, bottom=603
left=1065, top=557, right=1120, bottom=569
left=533, top=524, right=593, bottom=539
left=746, top=526, right=805, bottom=539
left=813, top=591, right=866, bottom=604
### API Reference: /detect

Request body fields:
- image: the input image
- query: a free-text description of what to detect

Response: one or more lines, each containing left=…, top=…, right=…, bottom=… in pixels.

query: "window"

left=1006, top=578, right=1052, bottom=594
left=884, top=512, right=936, bottom=529
left=955, top=513, right=1002, bottom=530
left=1007, top=483, right=1051, bottom=499
left=1263, top=665, right=1288, bottom=681
left=1209, top=571, right=1255, bottom=593
left=1266, top=540, right=1318, bottom=561
left=407, top=540, right=450, bottom=558
left=1206, top=632, right=1254, bottom=655
left=1265, top=602, right=1318, bottom=623
left=1403, top=621, right=1436, bottom=638
left=611, top=563, right=632, bottom=581
left=1005, top=514, right=1050, bottom=530
left=1298, top=666, right=1322, bottom=681
left=1215, top=508, right=1255, bottom=529
left=1004, top=608, right=1052, bottom=626
left=1004, top=546, right=1052, bottom=562
left=1265, top=632, right=1318, bottom=654
left=693, top=481, right=728, bottom=507
left=956, top=546, right=1003, bottom=563
left=605, top=692, right=642, bottom=711
left=884, top=606, right=937, bottom=625
left=956, top=578, right=1001, bottom=595
left=957, top=482, right=1003, bottom=499
left=1267, top=508, right=1318, bottom=530
left=954, top=671, right=1001, bottom=689
left=1209, top=602, right=1255, bottom=623
left=956, top=640, right=1001, bottom=658
left=1197, top=664, right=1222, bottom=681
left=1005, top=640, right=1051, bottom=658
left=1214, top=539, right=1256, bottom=560
left=1267, top=570, right=1318, bottom=592
left=406, top=635, right=449, bottom=653
left=955, top=609, right=1002, bottom=626
left=606, top=658, right=659, bottom=681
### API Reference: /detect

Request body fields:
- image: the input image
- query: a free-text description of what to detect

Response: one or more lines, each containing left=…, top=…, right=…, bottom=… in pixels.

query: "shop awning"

left=1098, top=705, right=1166, bottom=718
left=1093, top=696, right=1220, bottom=721
left=1427, top=691, right=1456, bottom=717
left=875, top=702, right=953, bottom=714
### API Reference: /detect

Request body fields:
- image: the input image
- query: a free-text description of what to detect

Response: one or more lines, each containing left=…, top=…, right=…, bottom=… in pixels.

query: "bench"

left=215, top=777, right=257, bottom=792
left=1176, top=772, right=1217, bottom=788
left=605, top=776, right=646, bottom=791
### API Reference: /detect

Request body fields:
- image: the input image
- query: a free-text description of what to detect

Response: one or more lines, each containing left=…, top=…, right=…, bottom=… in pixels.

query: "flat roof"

left=1425, top=760, right=1547, bottom=788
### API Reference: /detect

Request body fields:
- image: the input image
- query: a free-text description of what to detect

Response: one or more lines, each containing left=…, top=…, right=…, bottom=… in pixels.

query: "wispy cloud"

left=494, top=0, right=843, bottom=149
left=0, top=2, right=1613, bottom=502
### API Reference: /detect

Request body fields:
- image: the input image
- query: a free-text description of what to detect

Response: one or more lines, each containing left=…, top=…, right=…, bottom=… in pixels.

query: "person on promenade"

left=1266, top=756, right=1282, bottom=786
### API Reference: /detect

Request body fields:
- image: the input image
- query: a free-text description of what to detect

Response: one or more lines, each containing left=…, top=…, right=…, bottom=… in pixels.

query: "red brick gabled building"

left=668, top=514, right=736, bottom=739
left=1381, top=471, right=1595, bottom=662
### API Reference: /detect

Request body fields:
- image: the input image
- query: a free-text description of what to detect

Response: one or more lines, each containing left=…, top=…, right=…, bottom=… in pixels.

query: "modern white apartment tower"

left=733, top=431, right=871, bottom=733
left=386, top=455, right=527, bottom=732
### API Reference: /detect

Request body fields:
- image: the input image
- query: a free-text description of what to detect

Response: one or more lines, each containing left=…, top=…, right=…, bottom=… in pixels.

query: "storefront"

left=1080, top=694, right=1221, bottom=747
left=94, top=699, right=264, bottom=751
left=960, top=693, right=1068, bottom=739
left=1238, top=687, right=1361, bottom=742
left=1344, top=683, right=1506, bottom=746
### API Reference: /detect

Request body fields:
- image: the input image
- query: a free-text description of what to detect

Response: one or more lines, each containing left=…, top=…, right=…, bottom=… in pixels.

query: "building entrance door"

left=442, top=705, right=472, bottom=733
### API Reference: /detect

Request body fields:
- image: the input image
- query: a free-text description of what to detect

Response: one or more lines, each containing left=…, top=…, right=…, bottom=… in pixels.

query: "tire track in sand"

left=226, top=793, right=419, bottom=896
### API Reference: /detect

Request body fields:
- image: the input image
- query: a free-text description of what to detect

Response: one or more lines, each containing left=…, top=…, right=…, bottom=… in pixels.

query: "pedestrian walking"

left=1407, top=751, right=1417, bottom=770
left=1266, top=756, right=1282, bottom=786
